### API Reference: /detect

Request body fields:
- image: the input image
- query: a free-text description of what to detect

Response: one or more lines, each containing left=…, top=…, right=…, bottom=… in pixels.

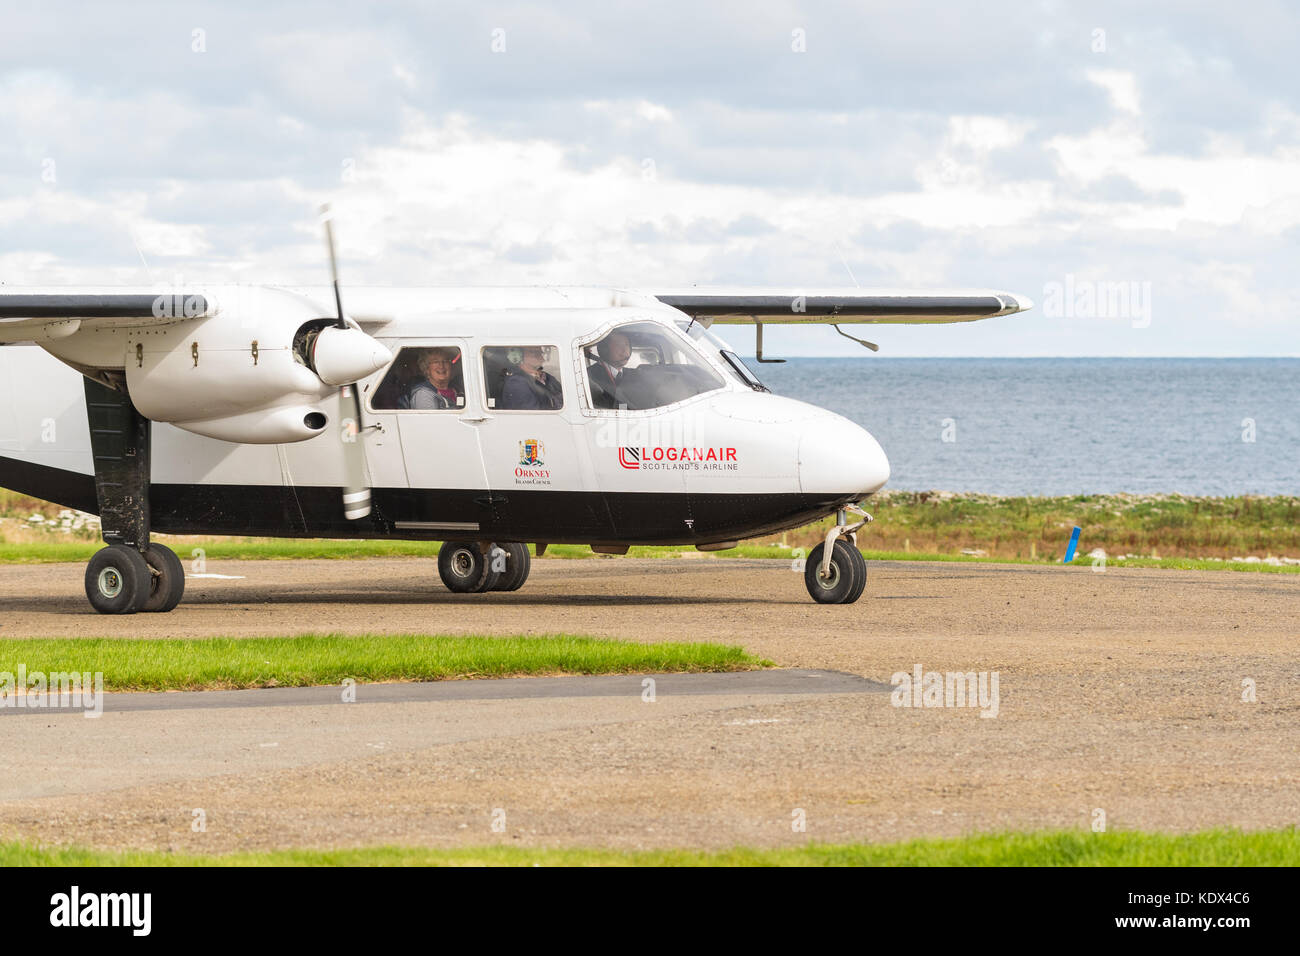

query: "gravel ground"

left=0, top=557, right=1296, bottom=853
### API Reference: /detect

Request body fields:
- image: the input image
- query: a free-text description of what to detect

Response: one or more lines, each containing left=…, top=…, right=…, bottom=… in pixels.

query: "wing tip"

left=1000, top=293, right=1034, bottom=315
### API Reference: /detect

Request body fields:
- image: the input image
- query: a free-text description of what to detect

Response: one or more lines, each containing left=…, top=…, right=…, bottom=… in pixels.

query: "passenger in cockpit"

left=500, top=346, right=563, bottom=410
left=405, top=347, right=460, bottom=409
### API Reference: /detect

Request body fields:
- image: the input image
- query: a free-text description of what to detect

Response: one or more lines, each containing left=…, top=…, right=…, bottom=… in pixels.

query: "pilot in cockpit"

left=587, top=331, right=631, bottom=409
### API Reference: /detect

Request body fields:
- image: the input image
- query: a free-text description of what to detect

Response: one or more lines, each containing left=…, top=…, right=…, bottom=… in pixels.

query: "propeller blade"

left=321, top=205, right=346, bottom=329
left=341, top=384, right=372, bottom=520
left=321, top=204, right=373, bottom=521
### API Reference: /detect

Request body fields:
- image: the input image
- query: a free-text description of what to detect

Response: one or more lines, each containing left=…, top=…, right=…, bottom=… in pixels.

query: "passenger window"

left=482, top=345, right=564, bottom=411
left=583, top=321, right=724, bottom=410
left=371, top=346, right=466, bottom=411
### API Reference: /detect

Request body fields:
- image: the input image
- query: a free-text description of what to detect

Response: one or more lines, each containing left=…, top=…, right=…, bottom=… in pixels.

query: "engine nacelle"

left=176, top=405, right=332, bottom=444
left=46, top=286, right=392, bottom=444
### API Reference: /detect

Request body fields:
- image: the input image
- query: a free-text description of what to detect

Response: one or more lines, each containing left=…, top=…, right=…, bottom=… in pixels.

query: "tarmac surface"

left=0, top=556, right=1297, bottom=852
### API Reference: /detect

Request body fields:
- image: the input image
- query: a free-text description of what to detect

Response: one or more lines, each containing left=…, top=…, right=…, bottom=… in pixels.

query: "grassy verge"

left=0, top=539, right=441, bottom=564
left=3, top=489, right=1298, bottom=570
left=0, top=634, right=768, bottom=692
left=1, top=537, right=1294, bottom=573
left=728, top=545, right=1300, bottom=574
left=817, top=490, right=1300, bottom=562
left=3, top=827, right=1295, bottom=866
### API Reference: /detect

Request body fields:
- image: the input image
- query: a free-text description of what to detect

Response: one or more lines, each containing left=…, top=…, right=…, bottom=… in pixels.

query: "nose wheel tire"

left=85, top=545, right=152, bottom=614
left=437, top=542, right=500, bottom=593
left=490, top=542, right=531, bottom=592
left=141, top=543, right=186, bottom=612
left=804, top=540, right=867, bottom=604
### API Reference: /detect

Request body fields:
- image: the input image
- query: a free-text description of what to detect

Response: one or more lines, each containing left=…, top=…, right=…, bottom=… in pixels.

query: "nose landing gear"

left=804, top=505, right=872, bottom=604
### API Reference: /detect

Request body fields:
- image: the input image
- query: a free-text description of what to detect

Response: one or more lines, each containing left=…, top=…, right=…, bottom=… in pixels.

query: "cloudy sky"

left=2, top=1, right=1297, bottom=355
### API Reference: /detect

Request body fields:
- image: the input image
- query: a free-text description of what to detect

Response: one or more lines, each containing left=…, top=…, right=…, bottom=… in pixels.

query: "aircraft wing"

left=0, top=290, right=212, bottom=343
left=653, top=288, right=1032, bottom=324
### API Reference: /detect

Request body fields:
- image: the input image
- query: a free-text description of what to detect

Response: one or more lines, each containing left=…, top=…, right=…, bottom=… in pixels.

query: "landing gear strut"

left=804, top=505, right=872, bottom=605
left=82, top=379, right=185, bottom=614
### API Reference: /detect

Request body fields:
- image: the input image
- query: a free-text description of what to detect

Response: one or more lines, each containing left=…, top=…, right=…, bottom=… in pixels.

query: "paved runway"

left=0, top=557, right=1296, bottom=852
left=0, top=668, right=887, bottom=714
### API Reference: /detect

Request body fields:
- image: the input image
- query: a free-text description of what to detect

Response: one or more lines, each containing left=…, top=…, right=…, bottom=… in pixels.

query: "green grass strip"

left=0, top=538, right=1295, bottom=572
left=0, top=539, right=441, bottom=564
left=730, top=545, right=1300, bottom=573
left=2, top=827, right=1295, bottom=867
left=0, top=634, right=767, bottom=692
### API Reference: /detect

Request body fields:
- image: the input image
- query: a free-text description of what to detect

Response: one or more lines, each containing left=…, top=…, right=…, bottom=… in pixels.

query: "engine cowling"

left=99, top=286, right=390, bottom=444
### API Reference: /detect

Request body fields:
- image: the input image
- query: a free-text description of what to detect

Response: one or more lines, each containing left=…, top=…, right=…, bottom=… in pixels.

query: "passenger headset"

left=507, top=346, right=550, bottom=366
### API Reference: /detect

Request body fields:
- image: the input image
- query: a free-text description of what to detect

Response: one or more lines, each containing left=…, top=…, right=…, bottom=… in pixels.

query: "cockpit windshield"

left=679, top=321, right=768, bottom=391
left=582, top=321, right=725, bottom=410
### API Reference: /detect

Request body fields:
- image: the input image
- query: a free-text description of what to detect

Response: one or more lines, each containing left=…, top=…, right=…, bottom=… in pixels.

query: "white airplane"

left=0, top=222, right=1031, bottom=613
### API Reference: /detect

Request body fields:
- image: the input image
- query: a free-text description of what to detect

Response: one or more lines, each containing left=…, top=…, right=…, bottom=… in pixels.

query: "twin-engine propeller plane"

left=0, top=217, right=1031, bottom=613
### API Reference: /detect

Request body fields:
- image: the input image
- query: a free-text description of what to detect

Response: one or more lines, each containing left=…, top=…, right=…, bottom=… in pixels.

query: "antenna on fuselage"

left=832, top=324, right=879, bottom=352
left=831, top=242, right=879, bottom=352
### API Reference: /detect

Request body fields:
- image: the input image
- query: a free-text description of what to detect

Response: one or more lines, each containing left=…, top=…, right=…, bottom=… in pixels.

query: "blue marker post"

left=1063, top=526, right=1081, bottom=563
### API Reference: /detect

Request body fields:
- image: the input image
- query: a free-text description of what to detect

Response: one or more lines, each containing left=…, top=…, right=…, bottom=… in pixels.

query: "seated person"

left=499, top=346, right=563, bottom=410
left=587, top=331, right=631, bottom=409
left=404, top=347, right=461, bottom=410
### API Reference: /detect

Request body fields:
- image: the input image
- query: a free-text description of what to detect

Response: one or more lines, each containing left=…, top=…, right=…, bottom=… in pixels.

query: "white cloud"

left=635, top=100, right=673, bottom=123
left=2, top=2, right=1299, bottom=355
left=1085, top=69, right=1141, bottom=115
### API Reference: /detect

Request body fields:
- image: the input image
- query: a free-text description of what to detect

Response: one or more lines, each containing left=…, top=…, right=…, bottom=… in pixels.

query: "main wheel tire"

left=85, top=545, right=152, bottom=614
left=438, top=542, right=499, bottom=593
left=141, top=542, right=186, bottom=613
left=804, top=540, right=865, bottom=605
left=491, top=542, right=531, bottom=592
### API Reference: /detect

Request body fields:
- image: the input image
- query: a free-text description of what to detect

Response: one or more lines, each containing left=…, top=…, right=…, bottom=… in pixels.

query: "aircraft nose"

left=797, top=417, right=890, bottom=496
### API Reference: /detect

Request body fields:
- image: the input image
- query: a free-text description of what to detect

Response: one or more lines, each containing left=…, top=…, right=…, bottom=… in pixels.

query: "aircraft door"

left=471, top=343, right=595, bottom=541
left=367, top=340, right=493, bottom=536
left=355, top=340, right=409, bottom=488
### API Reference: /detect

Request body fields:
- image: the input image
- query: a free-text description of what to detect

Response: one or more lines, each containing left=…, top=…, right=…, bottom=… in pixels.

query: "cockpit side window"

left=371, top=346, right=466, bottom=411
left=482, top=345, right=565, bottom=411
left=582, top=321, right=725, bottom=411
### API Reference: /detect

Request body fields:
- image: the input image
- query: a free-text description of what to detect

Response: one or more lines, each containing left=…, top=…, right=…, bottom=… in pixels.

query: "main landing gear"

left=82, top=378, right=185, bottom=614
left=85, top=542, right=186, bottom=614
left=436, top=541, right=532, bottom=594
left=804, top=505, right=872, bottom=605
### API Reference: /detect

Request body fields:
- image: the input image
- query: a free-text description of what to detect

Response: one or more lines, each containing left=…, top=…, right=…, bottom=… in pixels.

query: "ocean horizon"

left=757, top=357, right=1298, bottom=497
